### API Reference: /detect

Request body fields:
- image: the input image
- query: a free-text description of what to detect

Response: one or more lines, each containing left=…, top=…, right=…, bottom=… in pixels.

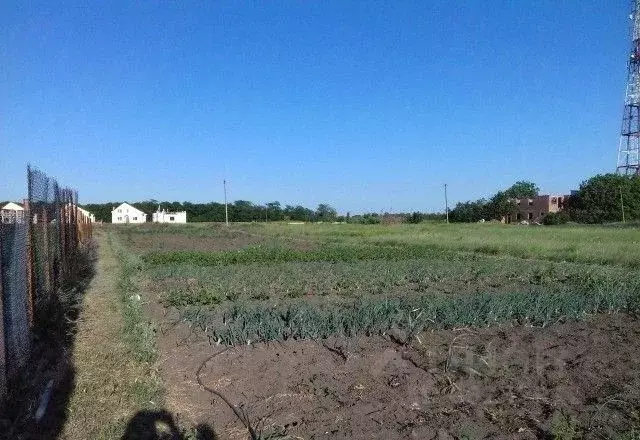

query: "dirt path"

left=61, top=230, right=157, bottom=439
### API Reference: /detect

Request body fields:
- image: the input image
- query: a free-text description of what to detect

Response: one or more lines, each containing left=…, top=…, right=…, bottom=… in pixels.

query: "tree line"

left=449, top=174, right=640, bottom=224
left=83, top=201, right=321, bottom=223
left=449, top=181, right=539, bottom=223
left=82, top=200, right=447, bottom=224
left=81, top=173, right=639, bottom=225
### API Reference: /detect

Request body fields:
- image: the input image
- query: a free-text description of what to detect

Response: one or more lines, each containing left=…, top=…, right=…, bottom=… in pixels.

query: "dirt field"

left=157, top=312, right=640, bottom=439
left=122, top=230, right=264, bottom=252
left=112, top=222, right=640, bottom=439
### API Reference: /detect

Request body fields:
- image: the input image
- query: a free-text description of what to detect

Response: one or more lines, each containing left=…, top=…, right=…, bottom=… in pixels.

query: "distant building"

left=111, top=203, right=146, bottom=224
left=63, top=204, right=96, bottom=223
left=1, top=202, right=25, bottom=224
left=77, top=206, right=96, bottom=223
left=2, top=201, right=96, bottom=224
left=152, top=207, right=187, bottom=223
left=506, top=195, right=570, bottom=224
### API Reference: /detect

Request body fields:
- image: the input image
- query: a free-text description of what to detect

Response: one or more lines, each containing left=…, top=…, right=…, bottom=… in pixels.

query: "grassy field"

left=114, top=222, right=640, bottom=345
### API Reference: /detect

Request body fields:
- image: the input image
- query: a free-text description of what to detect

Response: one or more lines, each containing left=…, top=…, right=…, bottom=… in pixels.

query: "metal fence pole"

left=60, top=199, right=66, bottom=283
left=24, top=197, right=34, bottom=328
left=0, top=235, right=7, bottom=403
left=55, top=185, right=62, bottom=293
left=43, top=209, right=50, bottom=298
left=72, top=196, right=78, bottom=277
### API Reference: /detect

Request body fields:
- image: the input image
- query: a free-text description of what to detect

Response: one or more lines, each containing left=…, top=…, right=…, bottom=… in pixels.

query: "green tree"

left=284, top=205, right=314, bottom=221
left=449, top=180, right=540, bottom=222
left=485, top=181, right=539, bottom=221
left=231, top=200, right=255, bottom=221
left=482, top=181, right=538, bottom=221
left=349, top=213, right=381, bottom=224
left=450, top=199, right=487, bottom=222
left=503, top=181, right=539, bottom=198
left=404, top=212, right=424, bottom=224
left=266, top=201, right=283, bottom=221
left=485, top=191, right=515, bottom=220
left=543, top=211, right=570, bottom=225
left=315, top=203, right=337, bottom=222
left=567, top=173, right=640, bottom=223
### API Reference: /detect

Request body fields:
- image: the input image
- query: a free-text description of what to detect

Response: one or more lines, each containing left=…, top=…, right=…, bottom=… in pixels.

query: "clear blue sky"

left=0, top=1, right=630, bottom=213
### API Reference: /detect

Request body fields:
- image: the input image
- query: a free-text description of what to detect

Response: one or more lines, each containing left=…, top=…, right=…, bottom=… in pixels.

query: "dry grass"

left=62, top=229, right=161, bottom=439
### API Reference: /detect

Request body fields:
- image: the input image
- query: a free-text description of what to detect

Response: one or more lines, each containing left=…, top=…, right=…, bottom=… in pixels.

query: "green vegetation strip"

left=142, top=239, right=640, bottom=268
left=181, top=289, right=640, bottom=346
left=154, top=257, right=639, bottom=306
left=142, top=244, right=476, bottom=267
left=109, top=233, right=160, bottom=368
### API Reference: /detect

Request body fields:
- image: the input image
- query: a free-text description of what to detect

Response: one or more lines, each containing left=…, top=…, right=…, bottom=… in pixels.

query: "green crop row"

left=152, top=256, right=640, bottom=307
left=141, top=243, right=448, bottom=266
left=143, top=238, right=640, bottom=269
left=180, top=288, right=640, bottom=346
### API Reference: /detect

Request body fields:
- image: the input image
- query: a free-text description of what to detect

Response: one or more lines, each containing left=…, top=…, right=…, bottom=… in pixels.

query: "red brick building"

left=506, top=195, right=569, bottom=224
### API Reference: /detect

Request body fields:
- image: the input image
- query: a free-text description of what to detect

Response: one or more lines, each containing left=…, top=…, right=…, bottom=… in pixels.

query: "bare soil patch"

left=156, top=313, right=640, bottom=439
left=125, top=233, right=265, bottom=252
left=123, top=229, right=316, bottom=253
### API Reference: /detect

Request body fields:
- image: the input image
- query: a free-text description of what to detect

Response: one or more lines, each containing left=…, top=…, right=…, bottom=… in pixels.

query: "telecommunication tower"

left=618, top=0, right=640, bottom=175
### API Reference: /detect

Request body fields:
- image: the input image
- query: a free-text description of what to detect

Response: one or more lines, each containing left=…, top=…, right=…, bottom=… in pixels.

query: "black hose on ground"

left=195, top=348, right=259, bottom=440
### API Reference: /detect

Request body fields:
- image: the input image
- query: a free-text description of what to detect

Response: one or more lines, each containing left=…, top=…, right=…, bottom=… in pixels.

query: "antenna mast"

left=618, top=0, right=640, bottom=175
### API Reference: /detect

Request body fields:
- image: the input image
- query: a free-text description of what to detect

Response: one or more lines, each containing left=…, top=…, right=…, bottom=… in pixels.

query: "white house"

left=111, top=203, right=147, bottom=224
left=152, top=207, right=187, bottom=223
left=1, top=202, right=26, bottom=224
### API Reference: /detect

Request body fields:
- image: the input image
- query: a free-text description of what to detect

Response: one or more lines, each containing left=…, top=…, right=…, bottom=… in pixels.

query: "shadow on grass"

left=121, top=410, right=217, bottom=440
left=0, top=240, right=98, bottom=439
left=0, top=238, right=220, bottom=440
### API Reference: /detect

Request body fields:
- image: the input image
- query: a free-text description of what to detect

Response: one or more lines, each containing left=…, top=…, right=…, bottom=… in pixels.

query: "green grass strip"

left=109, top=233, right=158, bottom=363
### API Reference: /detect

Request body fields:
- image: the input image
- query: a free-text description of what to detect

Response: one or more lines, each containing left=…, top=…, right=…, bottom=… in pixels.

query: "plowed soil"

left=124, top=233, right=264, bottom=252
left=156, top=313, right=640, bottom=439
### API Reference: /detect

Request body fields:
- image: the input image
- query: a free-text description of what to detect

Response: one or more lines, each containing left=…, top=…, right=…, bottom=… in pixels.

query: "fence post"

left=24, top=196, right=34, bottom=328
left=60, top=200, right=66, bottom=283
left=55, top=186, right=62, bottom=293
left=0, top=235, right=7, bottom=403
left=72, top=199, right=78, bottom=278
left=43, top=209, right=50, bottom=297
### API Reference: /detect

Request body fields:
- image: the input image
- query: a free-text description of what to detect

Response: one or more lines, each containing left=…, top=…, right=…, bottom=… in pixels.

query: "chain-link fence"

left=0, top=165, right=93, bottom=405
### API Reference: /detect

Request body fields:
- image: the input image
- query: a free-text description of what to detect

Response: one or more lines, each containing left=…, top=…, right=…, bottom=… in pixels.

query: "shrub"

left=404, top=212, right=424, bottom=224
left=543, top=212, right=570, bottom=225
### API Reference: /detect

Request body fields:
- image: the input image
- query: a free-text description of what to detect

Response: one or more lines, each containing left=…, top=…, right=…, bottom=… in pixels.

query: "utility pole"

left=223, top=179, right=229, bottom=227
left=621, top=186, right=626, bottom=223
left=444, top=183, right=449, bottom=223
